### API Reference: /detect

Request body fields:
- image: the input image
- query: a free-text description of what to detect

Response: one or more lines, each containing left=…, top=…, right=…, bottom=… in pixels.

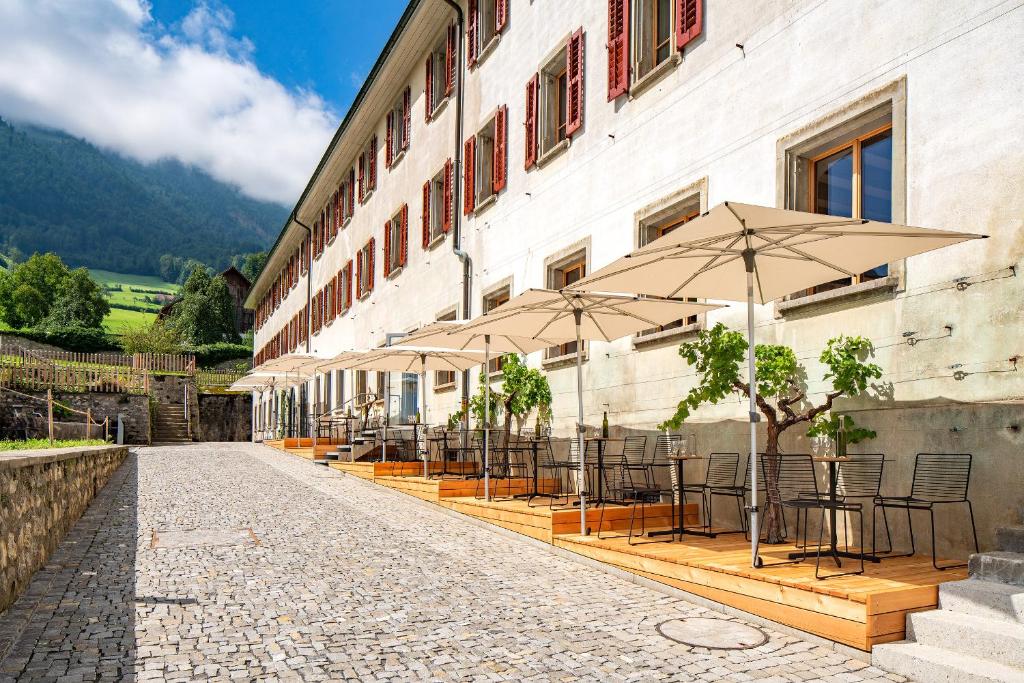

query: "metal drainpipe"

left=294, top=214, right=313, bottom=437
left=442, top=0, right=472, bottom=423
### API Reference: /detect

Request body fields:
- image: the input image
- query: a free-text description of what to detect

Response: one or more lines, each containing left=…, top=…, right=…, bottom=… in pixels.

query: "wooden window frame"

left=546, top=253, right=587, bottom=360
left=482, top=287, right=511, bottom=374
left=800, top=122, right=894, bottom=296
left=433, top=309, right=458, bottom=391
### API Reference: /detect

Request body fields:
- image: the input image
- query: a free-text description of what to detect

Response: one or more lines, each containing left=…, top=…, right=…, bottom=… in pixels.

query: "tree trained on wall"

left=661, top=323, right=882, bottom=543
left=457, top=354, right=552, bottom=440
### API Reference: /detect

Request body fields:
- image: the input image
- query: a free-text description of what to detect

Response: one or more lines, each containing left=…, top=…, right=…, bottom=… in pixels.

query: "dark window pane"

left=861, top=130, right=892, bottom=222
left=655, top=0, right=671, bottom=63
left=814, top=147, right=853, bottom=217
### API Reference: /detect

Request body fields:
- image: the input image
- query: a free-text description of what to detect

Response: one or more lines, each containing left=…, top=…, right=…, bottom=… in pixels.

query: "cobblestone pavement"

left=0, top=444, right=907, bottom=682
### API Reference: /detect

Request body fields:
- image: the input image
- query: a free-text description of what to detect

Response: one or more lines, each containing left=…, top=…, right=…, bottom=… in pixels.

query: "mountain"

left=0, top=118, right=287, bottom=276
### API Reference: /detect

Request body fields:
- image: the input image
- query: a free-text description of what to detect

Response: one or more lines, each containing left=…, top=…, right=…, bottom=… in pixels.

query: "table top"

left=812, top=455, right=849, bottom=462
left=667, top=454, right=704, bottom=461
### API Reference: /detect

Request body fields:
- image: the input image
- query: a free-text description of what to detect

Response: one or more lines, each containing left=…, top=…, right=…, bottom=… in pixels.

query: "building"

left=159, top=266, right=253, bottom=334
left=245, top=0, right=1024, bottom=555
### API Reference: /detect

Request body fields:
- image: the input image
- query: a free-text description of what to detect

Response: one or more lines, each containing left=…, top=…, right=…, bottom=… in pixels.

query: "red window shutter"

left=368, top=238, right=375, bottom=291
left=403, top=87, right=411, bottom=150
left=463, top=135, right=475, bottom=214
left=369, top=135, right=377, bottom=190
left=608, top=0, right=629, bottom=100
left=524, top=74, right=538, bottom=169
left=356, top=251, right=363, bottom=299
left=383, top=221, right=392, bottom=277
left=425, top=55, right=433, bottom=122
left=422, top=180, right=431, bottom=248
left=358, top=154, right=365, bottom=201
left=467, top=0, right=478, bottom=65
left=492, top=104, right=507, bottom=193
left=676, top=0, right=702, bottom=50
left=442, top=158, right=453, bottom=232
left=347, top=168, right=355, bottom=217
left=445, top=23, right=456, bottom=95
left=566, top=28, right=585, bottom=137
left=400, top=204, right=408, bottom=266
left=345, top=260, right=353, bottom=308
left=386, top=111, right=394, bottom=168
left=496, top=0, right=508, bottom=33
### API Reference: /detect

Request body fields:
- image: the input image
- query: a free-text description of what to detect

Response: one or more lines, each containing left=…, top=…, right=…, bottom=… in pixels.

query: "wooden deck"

left=554, top=529, right=966, bottom=651
left=267, top=440, right=966, bottom=651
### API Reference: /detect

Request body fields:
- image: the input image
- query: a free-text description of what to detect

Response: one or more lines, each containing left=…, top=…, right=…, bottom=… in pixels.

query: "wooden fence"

left=195, top=369, right=247, bottom=390
left=0, top=344, right=195, bottom=374
left=0, top=361, right=148, bottom=395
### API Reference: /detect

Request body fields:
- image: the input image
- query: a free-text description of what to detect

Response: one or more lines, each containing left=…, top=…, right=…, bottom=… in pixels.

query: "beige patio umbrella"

left=458, top=289, right=720, bottom=534
left=574, top=201, right=986, bottom=567
left=399, top=321, right=558, bottom=500
left=346, top=346, right=486, bottom=477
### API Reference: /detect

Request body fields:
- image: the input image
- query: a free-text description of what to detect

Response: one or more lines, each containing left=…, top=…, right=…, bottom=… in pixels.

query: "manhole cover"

left=151, top=528, right=260, bottom=549
left=656, top=617, right=767, bottom=650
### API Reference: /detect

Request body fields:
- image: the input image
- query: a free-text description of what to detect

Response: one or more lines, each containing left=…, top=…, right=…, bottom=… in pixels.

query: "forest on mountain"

left=0, top=118, right=285, bottom=277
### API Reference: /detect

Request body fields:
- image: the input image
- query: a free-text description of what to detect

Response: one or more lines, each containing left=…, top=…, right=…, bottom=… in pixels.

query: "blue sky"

left=0, top=1, right=410, bottom=205
left=149, top=1, right=408, bottom=114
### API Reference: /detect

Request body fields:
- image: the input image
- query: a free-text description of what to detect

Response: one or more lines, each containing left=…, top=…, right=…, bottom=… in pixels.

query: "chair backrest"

left=622, top=435, right=648, bottom=466
left=760, top=453, right=817, bottom=504
left=705, top=453, right=739, bottom=488
left=836, top=454, right=885, bottom=498
left=654, top=434, right=682, bottom=463
left=910, top=453, right=973, bottom=502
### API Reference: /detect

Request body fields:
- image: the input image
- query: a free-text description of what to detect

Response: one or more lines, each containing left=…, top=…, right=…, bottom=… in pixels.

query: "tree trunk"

left=761, top=419, right=787, bottom=544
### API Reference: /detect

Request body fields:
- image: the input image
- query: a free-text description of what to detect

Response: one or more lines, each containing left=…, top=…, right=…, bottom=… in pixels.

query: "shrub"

left=189, top=342, right=252, bottom=368
left=3, top=326, right=119, bottom=352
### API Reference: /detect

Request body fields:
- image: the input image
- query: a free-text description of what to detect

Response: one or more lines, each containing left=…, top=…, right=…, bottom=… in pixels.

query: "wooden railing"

left=0, top=360, right=148, bottom=395
left=0, top=342, right=195, bottom=375
left=195, top=369, right=247, bottom=390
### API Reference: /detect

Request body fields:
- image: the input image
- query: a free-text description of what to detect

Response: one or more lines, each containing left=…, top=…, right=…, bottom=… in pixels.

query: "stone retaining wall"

left=0, top=445, right=128, bottom=613
left=198, top=393, right=252, bottom=441
left=0, top=391, right=150, bottom=445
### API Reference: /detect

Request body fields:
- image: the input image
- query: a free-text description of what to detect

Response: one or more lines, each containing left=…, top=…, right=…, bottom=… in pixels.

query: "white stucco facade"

left=248, top=0, right=1024, bottom=552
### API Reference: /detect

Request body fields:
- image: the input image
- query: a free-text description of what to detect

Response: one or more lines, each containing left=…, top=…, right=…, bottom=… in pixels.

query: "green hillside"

left=90, top=269, right=179, bottom=334
left=0, top=118, right=286, bottom=277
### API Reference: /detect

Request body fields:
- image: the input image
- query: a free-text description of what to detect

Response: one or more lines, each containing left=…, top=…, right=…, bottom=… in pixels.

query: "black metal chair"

left=598, top=439, right=671, bottom=545
left=873, top=452, right=978, bottom=570
left=763, top=453, right=865, bottom=579
left=684, top=453, right=743, bottom=535
left=531, top=437, right=568, bottom=507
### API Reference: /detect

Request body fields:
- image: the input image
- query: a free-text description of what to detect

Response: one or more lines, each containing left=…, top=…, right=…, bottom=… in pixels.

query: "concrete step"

left=873, top=642, right=1024, bottom=683
left=939, top=579, right=1024, bottom=624
left=969, top=552, right=1024, bottom=586
left=907, top=609, right=1024, bottom=668
left=996, top=526, right=1024, bottom=553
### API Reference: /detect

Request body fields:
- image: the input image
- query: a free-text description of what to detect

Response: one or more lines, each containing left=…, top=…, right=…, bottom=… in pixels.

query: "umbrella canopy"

left=573, top=201, right=986, bottom=568
left=458, top=288, right=720, bottom=531
left=254, top=354, right=320, bottom=374
left=347, top=346, right=485, bottom=373
left=457, top=289, right=719, bottom=342
left=400, top=321, right=555, bottom=354
left=228, top=373, right=284, bottom=392
left=577, top=202, right=985, bottom=302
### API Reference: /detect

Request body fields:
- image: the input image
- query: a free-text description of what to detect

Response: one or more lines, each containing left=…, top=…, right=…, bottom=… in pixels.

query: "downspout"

left=294, top=213, right=313, bottom=437
left=443, top=0, right=473, bottom=423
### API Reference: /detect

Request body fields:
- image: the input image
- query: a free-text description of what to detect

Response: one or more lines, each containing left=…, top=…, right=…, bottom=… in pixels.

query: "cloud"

left=0, top=0, right=338, bottom=205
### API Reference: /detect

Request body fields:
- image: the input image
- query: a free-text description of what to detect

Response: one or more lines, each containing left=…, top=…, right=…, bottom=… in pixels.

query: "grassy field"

left=89, top=269, right=179, bottom=334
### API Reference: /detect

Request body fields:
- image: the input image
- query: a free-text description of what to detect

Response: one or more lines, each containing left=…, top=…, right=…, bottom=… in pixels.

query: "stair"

left=152, top=402, right=190, bottom=444
left=873, top=508, right=1024, bottom=682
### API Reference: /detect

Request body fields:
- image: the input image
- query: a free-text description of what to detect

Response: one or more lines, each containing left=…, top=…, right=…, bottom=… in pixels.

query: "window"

left=358, top=136, right=377, bottom=202
left=467, top=0, right=508, bottom=65
left=483, top=286, right=510, bottom=373
left=607, top=0, right=703, bottom=99
left=464, top=107, right=507, bottom=213
left=383, top=206, right=408, bottom=277
left=423, top=160, right=453, bottom=248
left=434, top=310, right=458, bottom=390
left=355, top=370, right=368, bottom=401
left=375, top=371, right=387, bottom=403
left=386, top=88, right=411, bottom=168
left=337, top=260, right=353, bottom=314
left=525, top=30, right=585, bottom=167
left=796, top=124, right=893, bottom=296
left=548, top=255, right=586, bottom=358
left=339, top=172, right=355, bottom=226
left=638, top=205, right=700, bottom=333
left=356, top=239, right=375, bottom=299
left=425, top=26, right=457, bottom=122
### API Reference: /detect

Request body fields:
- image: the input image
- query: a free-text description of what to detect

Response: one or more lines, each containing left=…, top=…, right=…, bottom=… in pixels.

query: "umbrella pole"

left=575, top=310, right=586, bottom=536
left=421, top=355, right=428, bottom=479
left=382, top=372, right=388, bottom=463
left=744, top=251, right=763, bottom=569
left=484, top=335, right=491, bottom=502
